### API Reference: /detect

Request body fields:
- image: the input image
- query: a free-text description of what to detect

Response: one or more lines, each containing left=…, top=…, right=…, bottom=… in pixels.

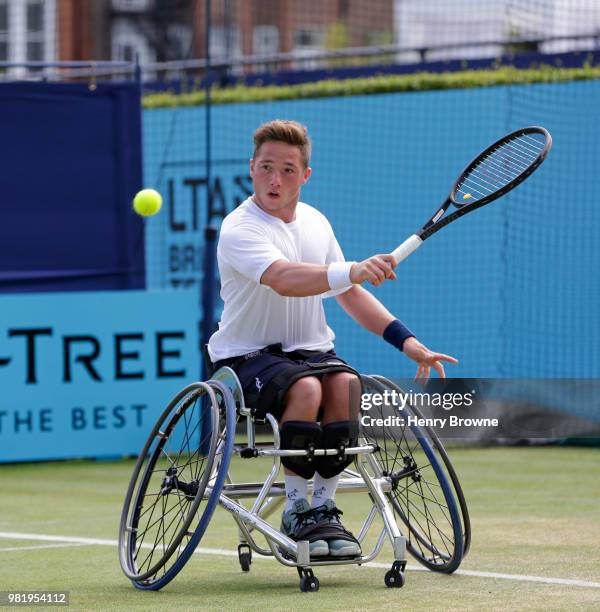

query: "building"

left=0, top=0, right=98, bottom=77
left=393, top=0, right=600, bottom=63
left=1, top=0, right=599, bottom=79
left=193, top=0, right=395, bottom=62
left=0, top=0, right=195, bottom=78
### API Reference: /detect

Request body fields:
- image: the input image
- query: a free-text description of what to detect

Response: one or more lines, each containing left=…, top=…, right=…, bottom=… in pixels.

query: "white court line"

left=1, top=531, right=599, bottom=589
left=0, top=542, right=88, bottom=553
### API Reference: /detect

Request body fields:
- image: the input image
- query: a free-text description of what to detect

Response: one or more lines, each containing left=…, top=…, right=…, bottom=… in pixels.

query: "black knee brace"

left=316, top=420, right=359, bottom=478
left=279, top=421, right=323, bottom=479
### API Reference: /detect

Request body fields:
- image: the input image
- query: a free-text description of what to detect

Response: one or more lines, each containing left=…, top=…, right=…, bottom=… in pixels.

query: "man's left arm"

left=335, top=285, right=458, bottom=381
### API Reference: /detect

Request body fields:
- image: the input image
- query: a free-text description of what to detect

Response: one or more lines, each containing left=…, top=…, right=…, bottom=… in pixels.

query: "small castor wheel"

left=298, top=568, right=320, bottom=592
left=238, top=544, right=252, bottom=572
left=384, top=560, right=406, bottom=588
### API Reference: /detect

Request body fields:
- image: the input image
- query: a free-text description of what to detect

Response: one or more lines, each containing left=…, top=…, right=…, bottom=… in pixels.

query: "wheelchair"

left=118, top=366, right=470, bottom=593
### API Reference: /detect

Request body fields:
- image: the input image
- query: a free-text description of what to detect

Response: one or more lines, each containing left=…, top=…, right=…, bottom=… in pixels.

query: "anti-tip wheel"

left=299, top=574, right=320, bottom=592
left=384, top=569, right=405, bottom=588
left=238, top=544, right=252, bottom=572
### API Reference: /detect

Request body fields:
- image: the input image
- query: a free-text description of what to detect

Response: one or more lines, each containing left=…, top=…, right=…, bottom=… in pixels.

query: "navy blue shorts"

left=212, top=344, right=352, bottom=420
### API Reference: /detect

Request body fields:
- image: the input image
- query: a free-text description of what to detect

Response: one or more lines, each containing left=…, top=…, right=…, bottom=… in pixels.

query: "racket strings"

left=456, top=133, right=547, bottom=203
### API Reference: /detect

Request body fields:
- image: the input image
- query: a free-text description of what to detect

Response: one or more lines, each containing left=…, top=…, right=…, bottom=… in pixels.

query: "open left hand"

left=402, top=337, right=458, bottom=382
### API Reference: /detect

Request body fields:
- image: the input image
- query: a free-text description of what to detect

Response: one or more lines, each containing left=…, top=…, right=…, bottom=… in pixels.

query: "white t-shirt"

left=207, top=197, right=350, bottom=362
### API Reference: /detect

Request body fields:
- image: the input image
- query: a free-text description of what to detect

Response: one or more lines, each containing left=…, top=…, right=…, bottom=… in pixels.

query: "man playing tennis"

left=208, top=119, right=457, bottom=558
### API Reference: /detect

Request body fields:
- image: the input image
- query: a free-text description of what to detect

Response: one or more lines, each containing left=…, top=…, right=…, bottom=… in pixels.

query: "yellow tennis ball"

left=463, top=193, right=472, bottom=200
left=133, top=188, right=162, bottom=217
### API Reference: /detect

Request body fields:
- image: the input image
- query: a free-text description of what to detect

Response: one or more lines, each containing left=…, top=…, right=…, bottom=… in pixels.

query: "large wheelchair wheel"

left=118, top=379, right=236, bottom=590
left=360, top=375, right=471, bottom=574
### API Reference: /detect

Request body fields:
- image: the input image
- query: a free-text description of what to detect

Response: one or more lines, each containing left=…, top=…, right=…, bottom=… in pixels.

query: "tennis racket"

left=392, top=126, right=552, bottom=264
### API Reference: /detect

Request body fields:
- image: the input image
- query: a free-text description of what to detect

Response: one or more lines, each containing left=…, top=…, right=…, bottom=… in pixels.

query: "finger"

left=383, top=263, right=396, bottom=280
left=431, top=353, right=459, bottom=364
left=414, top=369, right=430, bottom=388
left=380, top=253, right=398, bottom=270
left=373, top=256, right=395, bottom=279
left=415, top=364, right=430, bottom=381
left=432, top=361, right=446, bottom=379
left=368, top=272, right=383, bottom=286
left=368, top=263, right=386, bottom=283
left=372, top=257, right=392, bottom=278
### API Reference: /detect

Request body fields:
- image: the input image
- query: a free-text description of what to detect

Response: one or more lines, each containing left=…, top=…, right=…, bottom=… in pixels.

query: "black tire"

left=360, top=375, right=470, bottom=573
left=299, top=574, right=320, bottom=592
left=238, top=545, right=252, bottom=572
left=384, top=569, right=405, bottom=588
left=119, top=380, right=236, bottom=589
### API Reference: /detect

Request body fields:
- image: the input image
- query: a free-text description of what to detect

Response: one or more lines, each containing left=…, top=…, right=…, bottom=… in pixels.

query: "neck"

left=252, top=195, right=297, bottom=223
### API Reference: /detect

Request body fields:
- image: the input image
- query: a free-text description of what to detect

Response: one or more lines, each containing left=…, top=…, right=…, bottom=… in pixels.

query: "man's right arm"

left=261, top=255, right=397, bottom=297
left=260, top=261, right=330, bottom=296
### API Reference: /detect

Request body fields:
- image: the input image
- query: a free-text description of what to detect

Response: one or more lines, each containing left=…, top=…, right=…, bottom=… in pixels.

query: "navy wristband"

left=383, top=319, right=415, bottom=351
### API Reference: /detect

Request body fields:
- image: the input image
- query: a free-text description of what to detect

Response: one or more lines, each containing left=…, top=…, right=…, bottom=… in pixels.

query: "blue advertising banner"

left=0, top=290, right=199, bottom=462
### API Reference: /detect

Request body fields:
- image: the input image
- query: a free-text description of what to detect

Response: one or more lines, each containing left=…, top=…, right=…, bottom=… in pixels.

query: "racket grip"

left=391, top=234, right=423, bottom=265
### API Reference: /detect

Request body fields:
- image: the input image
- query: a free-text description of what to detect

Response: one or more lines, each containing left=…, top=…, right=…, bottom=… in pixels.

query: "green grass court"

left=1, top=447, right=599, bottom=611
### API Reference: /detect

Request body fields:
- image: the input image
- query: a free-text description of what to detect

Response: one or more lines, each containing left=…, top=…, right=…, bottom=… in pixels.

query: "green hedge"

left=143, top=64, right=600, bottom=109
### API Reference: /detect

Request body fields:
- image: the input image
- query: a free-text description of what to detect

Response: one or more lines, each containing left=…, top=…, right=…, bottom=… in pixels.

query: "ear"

left=302, top=166, right=312, bottom=184
left=249, top=158, right=255, bottom=177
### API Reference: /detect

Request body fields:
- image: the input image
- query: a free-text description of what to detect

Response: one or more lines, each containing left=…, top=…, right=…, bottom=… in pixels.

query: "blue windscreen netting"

left=141, top=79, right=600, bottom=379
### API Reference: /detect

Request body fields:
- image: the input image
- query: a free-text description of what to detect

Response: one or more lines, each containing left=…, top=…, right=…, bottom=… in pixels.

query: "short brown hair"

left=253, top=119, right=311, bottom=168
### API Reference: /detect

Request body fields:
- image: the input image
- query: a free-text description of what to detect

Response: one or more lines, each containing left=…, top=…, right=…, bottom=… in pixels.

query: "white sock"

left=311, top=473, right=340, bottom=508
left=284, top=474, right=308, bottom=511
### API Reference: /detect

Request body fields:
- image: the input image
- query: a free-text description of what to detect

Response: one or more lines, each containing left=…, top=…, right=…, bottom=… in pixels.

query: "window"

left=253, top=25, right=279, bottom=56
left=292, top=28, right=325, bottom=70
left=26, top=0, right=43, bottom=32
left=112, top=18, right=156, bottom=67
left=0, top=1, right=8, bottom=62
left=293, top=28, right=325, bottom=49
left=26, top=40, right=43, bottom=61
left=252, top=25, right=278, bottom=72
left=25, top=0, right=47, bottom=65
left=117, top=43, right=135, bottom=63
left=0, top=1, right=7, bottom=30
left=210, top=27, right=241, bottom=59
left=112, top=0, right=151, bottom=11
left=209, top=26, right=242, bottom=74
left=167, top=24, right=192, bottom=61
left=1, top=0, right=55, bottom=76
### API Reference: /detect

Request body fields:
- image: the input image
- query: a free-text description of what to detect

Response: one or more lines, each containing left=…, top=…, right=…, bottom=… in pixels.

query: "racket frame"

left=419, top=126, right=552, bottom=241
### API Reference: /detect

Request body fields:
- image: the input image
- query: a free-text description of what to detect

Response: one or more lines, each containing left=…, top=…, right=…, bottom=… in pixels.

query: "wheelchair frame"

left=119, top=367, right=470, bottom=593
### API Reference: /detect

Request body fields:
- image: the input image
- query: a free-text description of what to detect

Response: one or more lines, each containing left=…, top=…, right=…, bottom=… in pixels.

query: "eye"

left=285, top=168, right=295, bottom=174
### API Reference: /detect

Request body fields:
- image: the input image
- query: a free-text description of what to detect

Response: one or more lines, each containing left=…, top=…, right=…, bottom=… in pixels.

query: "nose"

left=270, top=172, right=282, bottom=187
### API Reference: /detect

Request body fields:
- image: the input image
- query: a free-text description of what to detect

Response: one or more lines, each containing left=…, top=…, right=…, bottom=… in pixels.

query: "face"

left=250, top=140, right=311, bottom=222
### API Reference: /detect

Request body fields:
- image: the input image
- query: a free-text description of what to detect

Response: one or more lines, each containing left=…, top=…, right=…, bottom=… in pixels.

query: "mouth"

left=268, top=191, right=280, bottom=199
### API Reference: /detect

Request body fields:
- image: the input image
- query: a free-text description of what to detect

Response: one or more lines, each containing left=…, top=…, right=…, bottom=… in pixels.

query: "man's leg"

left=312, top=372, right=362, bottom=557
left=280, top=376, right=322, bottom=511
left=310, top=371, right=355, bottom=506
left=280, top=376, right=322, bottom=424
left=320, top=371, right=360, bottom=426
left=278, top=377, right=329, bottom=557
left=230, top=353, right=328, bottom=554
